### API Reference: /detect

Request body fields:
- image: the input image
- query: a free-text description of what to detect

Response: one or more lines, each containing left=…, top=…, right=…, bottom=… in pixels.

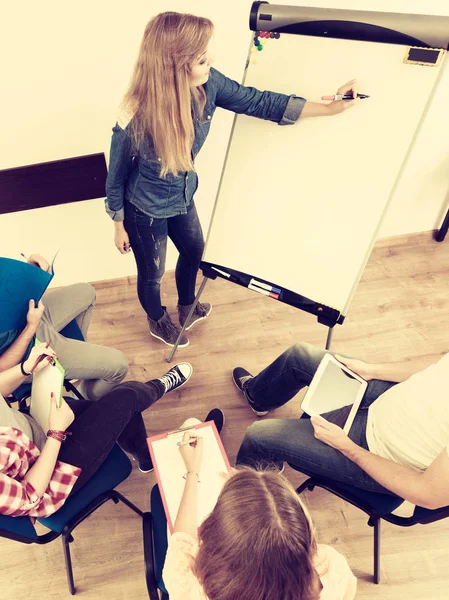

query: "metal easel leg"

left=166, top=276, right=209, bottom=363
left=435, top=207, right=449, bottom=242
left=325, top=326, right=334, bottom=350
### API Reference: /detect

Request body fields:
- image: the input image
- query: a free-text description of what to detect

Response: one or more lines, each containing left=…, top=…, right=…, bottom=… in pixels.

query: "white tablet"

left=301, top=354, right=367, bottom=434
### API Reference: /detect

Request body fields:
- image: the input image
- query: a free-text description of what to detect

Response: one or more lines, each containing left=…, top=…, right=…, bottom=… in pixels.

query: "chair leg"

left=62, top=532, right=76, bottom=595
left=114, top=491, right=144, bottom=517
left=373, top=517, right=381, bottom=584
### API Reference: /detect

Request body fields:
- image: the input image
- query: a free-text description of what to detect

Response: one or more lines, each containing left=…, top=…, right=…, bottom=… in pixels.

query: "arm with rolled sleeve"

left=211, top=67, right=305, bottom=124
left=105, top=124, right=135, bottom=222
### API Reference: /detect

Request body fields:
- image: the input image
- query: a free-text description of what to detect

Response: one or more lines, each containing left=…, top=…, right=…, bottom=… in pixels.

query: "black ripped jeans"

left=124, top=200, right=205, bottom=321
left=58, top=380, right=165, bottom=494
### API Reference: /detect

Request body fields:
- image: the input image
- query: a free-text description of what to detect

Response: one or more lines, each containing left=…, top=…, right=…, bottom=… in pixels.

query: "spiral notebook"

left=30, top=347, right=64, bottom=431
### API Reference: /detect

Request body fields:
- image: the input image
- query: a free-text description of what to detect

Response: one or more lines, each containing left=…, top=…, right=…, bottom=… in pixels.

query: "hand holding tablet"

left=301, top=354, right=367, bottom=434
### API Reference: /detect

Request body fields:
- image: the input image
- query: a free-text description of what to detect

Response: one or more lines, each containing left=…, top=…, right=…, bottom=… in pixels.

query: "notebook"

left=301, top=354, right=367, bottom=434
left=148, top=422, right=231, bottom=533
left=0, top=253, right=58, bottom=333
left=30, top=344, right=64, bottom=431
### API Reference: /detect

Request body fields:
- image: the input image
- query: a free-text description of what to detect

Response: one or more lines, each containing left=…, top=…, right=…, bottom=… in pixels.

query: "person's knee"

left=72, top=282, right=96, bottom=308
left=290, top=341, right=314, bottom=357
left=237, top=420, right=273, bottom=465
left=107, top=350, right=129, bottom=382
left=240, top=420, right=271, bottom=451
left=180, top=417, right=202, bottom=428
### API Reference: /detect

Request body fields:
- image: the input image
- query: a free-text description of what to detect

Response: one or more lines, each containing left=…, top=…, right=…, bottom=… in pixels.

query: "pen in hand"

left=30, top=342, right=57, bottom=373
left=177, top=437, right=201, bottom=447
left=322, top=93, right=370, bottom=101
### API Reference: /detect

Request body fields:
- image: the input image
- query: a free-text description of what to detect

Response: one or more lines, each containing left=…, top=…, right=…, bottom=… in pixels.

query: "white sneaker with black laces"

left=158, top=363, right=193, bottom=394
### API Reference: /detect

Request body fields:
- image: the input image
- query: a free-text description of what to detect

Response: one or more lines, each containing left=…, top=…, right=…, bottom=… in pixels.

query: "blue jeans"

left=124, top=200, right=204, bottom=321
left=236, top=342, right=400, bottom=496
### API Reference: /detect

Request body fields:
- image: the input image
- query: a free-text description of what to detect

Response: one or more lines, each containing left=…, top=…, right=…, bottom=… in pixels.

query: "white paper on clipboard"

left=148, top=421, right=231, bottom=533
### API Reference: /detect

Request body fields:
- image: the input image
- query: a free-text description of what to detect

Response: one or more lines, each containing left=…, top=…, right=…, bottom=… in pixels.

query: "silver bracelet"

left=183, top=471, right=200, bottom=483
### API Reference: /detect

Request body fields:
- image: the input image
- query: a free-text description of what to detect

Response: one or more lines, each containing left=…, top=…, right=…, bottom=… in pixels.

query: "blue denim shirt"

left=105, top=67, right=305, bottom=220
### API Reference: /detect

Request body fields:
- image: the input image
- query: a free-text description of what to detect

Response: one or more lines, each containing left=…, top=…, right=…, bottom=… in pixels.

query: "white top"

left=163, top=533, right=357, bottom=600
left=366, top=353, right=449, bottom=470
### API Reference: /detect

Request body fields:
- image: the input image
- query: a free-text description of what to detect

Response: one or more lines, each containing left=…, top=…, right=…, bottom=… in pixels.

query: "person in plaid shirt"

left=0, top=343, right=193, bottom=517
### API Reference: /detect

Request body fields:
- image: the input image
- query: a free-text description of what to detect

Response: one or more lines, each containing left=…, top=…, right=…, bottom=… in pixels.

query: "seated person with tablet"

left=234, top=342, right=449, bottom=510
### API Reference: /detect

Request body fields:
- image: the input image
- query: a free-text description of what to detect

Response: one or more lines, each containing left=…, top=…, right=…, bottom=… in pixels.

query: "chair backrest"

left=413, top=504, right=449, bottom=525
left=59, top=320, right=84, bottom=342
left=150, top=485, right=169, bottom=594
left=298, top=476, right=404, bottom=517
left=0, top=514, right=38, bottom=544
left=38, top=444, right=132, bottom=533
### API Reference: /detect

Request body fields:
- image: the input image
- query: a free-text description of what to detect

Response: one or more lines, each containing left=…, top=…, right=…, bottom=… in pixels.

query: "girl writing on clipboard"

left=105, top=12, right=358, bottom=348
left=163, top=430, right=357, bottom=600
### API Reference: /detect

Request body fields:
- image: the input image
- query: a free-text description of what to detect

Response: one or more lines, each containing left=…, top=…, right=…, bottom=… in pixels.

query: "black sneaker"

left=138, top=459, right=154, bottom=473
left=158, top=363, right=193, bottom=393
left=232, top=367, right=269, bottom=417
left=178, top=302, right=212, bottom=331
left=148, top=308, right=189, bottom=348
left=204, top=408, right=225, bottom=434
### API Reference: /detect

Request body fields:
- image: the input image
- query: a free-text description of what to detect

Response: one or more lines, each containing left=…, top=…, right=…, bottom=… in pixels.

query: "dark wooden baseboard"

left=0, top=153, right=107, bottom=214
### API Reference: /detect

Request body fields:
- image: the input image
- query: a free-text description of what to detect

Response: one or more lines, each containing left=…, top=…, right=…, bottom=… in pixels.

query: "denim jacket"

left=105, top=67, right=306, bottom=220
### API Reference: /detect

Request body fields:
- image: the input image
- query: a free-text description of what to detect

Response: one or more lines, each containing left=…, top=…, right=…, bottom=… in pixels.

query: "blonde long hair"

left=124, top=12, right=214, bottom=177
left=194, top=468, right=323, bottom=600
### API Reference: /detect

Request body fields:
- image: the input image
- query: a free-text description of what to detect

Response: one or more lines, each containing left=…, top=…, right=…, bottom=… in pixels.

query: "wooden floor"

left=2, top=231, right=449, bottom=599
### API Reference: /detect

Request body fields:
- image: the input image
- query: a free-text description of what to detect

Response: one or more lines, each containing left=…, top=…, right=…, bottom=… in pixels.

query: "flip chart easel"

left=167, top=2, right=449, bottom=362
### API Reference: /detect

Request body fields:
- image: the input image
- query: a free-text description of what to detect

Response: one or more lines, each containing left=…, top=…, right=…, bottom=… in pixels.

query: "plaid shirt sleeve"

left=0, top=472, right=39, bottom=516
left=0, top=428, right=81, bottom=518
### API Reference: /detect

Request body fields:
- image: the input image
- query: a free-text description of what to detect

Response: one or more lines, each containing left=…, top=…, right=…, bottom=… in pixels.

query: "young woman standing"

left=106, top=12, right=357, bottom=348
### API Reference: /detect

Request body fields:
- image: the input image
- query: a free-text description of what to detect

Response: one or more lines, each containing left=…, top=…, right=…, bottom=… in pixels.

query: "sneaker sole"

left=184, top=306, right=213, bottom=331
left=150, top=331, right=190, bottom=348
left=138, top=466, right=154, bottom=473
left=232, top=373, right=269, bottom=416
left=133, top=458, right=154, bottom=473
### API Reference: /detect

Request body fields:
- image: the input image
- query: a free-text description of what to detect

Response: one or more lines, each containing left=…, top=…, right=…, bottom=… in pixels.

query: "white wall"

left=1, top=0, right=448, bottom=286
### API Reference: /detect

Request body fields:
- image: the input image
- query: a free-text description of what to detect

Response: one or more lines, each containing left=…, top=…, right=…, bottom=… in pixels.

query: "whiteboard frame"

left=201, top=9, right=448, bottom=327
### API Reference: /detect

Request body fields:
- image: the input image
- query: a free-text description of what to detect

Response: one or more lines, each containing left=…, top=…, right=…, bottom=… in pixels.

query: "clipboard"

left=147, top=421, right=231, bottom=534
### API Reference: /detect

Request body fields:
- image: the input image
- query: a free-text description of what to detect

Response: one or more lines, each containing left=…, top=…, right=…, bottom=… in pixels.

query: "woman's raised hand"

left=326, top=79, right=358, bottom=115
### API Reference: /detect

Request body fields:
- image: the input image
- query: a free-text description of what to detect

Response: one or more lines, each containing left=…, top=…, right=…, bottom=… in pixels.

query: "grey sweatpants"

left=37, top=283, right=128, bottom=400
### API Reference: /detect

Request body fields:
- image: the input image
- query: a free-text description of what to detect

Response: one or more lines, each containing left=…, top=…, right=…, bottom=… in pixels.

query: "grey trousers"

left=37, top=283, right=128, bottom=400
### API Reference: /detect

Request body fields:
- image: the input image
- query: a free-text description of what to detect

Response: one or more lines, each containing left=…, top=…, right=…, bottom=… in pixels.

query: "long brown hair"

left=123, top=12, right=214, bottom=177
left=194, top=468, right=322, bottom=600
